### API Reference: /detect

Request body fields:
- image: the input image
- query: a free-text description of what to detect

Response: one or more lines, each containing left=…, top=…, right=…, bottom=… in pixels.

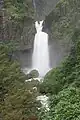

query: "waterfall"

left=32, top=21, right=50, bottom=77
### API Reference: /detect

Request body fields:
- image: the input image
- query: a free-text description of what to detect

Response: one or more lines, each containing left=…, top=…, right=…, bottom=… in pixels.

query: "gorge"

left=1, top=0, right=80, bottom=120
left=17, top=0, right=71, bottom=75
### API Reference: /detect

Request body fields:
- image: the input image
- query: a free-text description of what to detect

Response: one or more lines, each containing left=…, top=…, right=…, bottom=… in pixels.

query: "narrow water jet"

left=32, top=21, right=50, bottom=77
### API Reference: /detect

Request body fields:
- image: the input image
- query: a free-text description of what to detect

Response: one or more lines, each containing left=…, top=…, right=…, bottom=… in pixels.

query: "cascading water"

left=32, top=21, right=50, bottom=77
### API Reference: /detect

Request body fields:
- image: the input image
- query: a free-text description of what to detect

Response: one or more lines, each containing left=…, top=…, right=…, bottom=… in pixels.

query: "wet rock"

left=29, top=69, right=39, bottom=78
left=26, top=69, right=39, bottom=79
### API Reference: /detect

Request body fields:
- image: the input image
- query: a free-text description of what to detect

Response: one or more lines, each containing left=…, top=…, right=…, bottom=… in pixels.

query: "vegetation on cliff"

left=1, top=0, right=80, bottom=120
left=39, top=0, right=80, bottom=119
left=4, top=0, right=34, bottom=21
left=0, top=0, right=35, bottom=50
left=0, top=43, right=40, bottom=120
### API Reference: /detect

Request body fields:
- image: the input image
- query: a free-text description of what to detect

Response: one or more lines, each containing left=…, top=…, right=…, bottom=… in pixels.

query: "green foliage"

left=40, top=67, right=64, bottom=94
left=39, top=26, right=80, bottom=120
left=4, top=0, right=34, bottom=21
left=39, top=87, right=80, bottom=120
left=0, top=43, right=40, bottom=119
left=40, top=0, right=80, bottom=95
left=2, top=0, right=80, bottom=119
left=3, top=0, right=35, bottom=48
left=39, top=48, right=77, bottom=95
left=39, top=0, right=80, bottom=120
left=1, top=86, right=39, bottom=120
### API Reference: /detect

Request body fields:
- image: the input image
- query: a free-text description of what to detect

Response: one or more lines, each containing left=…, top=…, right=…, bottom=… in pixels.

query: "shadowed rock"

left=26, top=70, right=39, bottom=79
left=34, top=0, right=60, bottom=20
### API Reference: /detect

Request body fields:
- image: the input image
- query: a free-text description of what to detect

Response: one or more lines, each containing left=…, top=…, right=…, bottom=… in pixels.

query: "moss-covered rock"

left=27, top=70, right=39, bottom=79
left=0, top=0, right=35, bottom=50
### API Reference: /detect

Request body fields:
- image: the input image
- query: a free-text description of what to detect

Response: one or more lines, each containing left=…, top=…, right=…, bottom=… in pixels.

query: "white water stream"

left=32, top=21, right=50, bottom=77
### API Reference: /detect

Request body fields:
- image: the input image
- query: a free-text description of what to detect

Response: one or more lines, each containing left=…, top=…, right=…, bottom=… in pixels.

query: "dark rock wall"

left=16, top=0, right=71, bottom=69
left=34, top=0, right=59, bottom=20
left=1, top=0, right=72, bottom=69
left=0, top=0, right=35, bottom=50
left=0, top=0, right=60, bottom=50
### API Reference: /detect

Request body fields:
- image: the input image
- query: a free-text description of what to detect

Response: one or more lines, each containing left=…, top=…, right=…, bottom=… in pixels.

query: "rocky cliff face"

left=0, top=0, right=60, bottom=50
left=34, top=0, right=59, bottom=20
left=45, top=0, right=80, bottom=62
left=0, top=0, right=35, bottom=50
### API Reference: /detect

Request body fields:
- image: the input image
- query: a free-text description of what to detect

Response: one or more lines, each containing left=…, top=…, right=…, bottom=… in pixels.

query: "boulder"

left=29, top=69, right=39, bottom=78
left=26, top=69, right=39, bottom=79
